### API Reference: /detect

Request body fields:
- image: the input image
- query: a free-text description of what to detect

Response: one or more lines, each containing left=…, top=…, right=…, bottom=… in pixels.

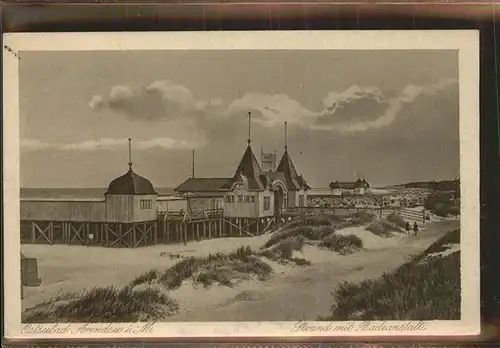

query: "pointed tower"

left=230, top=112, right=265, bottom=190
left=276, top=122, right=309, bottom=208
left=276, top=122, right=308, bottom=191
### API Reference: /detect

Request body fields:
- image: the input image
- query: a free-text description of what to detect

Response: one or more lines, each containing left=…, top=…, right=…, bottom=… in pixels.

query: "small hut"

left=102, top=139, right=159, bottom=247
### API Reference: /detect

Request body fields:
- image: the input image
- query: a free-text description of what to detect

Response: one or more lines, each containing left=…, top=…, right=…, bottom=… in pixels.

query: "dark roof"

left=330, top=182, right=356, bottom=189
left=258, top=172, right=286, bottom=189
left=266, top=171, right=287, bottom=182
left=277, top=150, right=308, bottom=190
left=330, top=181, right=358, bottom=189
left=105, top=168, right=157, bottom=195
left=175, top=177, right=232, bottom=193
left=297, top=175, right=311, bottom=190
left=229, top=145, right=266, bottom=190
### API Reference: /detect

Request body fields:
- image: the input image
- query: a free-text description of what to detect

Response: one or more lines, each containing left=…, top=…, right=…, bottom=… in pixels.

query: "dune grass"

left=23, top=285, right=179, bottom=323
left=132, top=246, right=273, bottom=290
left=365, top=220, right=403, bottom=237
left=23, top=246, right=271, bottom=323
left=262, top=213, right=365, bottom=257
left=386, top=213, right=407, bottom=229
left=320, top=229, right=461, bottom=321
left=320, top=234, right=363, bottom=255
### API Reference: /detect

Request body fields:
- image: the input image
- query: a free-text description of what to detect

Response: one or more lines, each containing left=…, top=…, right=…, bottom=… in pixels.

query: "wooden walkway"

left=20, top=207, right=427, bottom=248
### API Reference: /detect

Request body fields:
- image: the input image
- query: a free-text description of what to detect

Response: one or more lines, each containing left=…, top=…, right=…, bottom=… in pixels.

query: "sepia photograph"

left=3, top=31, right=480, bottom=338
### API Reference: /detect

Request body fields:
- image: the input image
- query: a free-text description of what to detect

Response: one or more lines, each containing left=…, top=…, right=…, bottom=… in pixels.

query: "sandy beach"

left=22, top=219, right=459, bottom=321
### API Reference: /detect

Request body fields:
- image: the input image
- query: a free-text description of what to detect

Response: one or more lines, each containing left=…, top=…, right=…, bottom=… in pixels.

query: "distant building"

left=329, top=178, right=371, bottom=196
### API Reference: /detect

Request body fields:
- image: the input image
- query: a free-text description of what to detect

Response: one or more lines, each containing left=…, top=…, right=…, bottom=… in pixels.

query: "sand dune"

left=22, top=219, right=459, bottom=321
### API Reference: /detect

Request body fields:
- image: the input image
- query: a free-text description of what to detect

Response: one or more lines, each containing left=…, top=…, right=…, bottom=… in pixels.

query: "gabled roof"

left=105, top=168, right=157, bottom=195
left=229, top=145, right=266, bottom=190
left=174, top=177, right=232, bottom=193
left=277, top=150, right=306, bottom=190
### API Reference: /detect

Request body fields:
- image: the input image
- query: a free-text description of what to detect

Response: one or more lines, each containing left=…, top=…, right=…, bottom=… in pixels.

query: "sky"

left=19, top=50, right=459, bottom=188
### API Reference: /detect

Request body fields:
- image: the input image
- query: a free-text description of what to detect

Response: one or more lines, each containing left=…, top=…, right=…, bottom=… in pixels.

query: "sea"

left=20, top=187, right=176, bottom=199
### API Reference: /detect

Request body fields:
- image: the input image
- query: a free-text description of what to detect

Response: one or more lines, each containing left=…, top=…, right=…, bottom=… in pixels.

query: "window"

left=244, top=196, right=250, bottom=203
left=250, top=196, right=255, bottom=203
left=264, top=197, right=271, bottom=211
left=299, top=195, right=304, bottom=207
left=140, top=199, right=153, bottom=210
left=237, top=195, right=243, bottom=203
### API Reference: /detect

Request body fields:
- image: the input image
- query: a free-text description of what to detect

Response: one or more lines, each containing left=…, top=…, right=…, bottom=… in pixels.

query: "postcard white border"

left=3, top=30, right=480, bottom=339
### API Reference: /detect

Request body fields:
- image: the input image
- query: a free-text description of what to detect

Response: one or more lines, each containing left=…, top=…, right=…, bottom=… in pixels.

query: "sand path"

left=164, top=220, right=459, bottom=322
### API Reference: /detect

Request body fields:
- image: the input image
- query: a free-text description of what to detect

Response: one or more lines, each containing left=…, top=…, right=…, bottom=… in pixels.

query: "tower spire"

left=247, top=111, right=252, bottom=145
left=128, top=138, right=133, bottom=169
left=284, top=121, right=288, bottom=151
left=192, top=149, right=195, bottom=178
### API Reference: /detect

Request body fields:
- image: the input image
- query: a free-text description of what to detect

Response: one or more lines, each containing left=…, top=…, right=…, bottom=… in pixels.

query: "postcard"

left=3, top=30, right=480, bottom=339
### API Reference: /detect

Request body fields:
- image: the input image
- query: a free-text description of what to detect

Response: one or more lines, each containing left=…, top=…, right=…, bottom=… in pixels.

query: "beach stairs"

left=399, top=208, right=427, bottom=225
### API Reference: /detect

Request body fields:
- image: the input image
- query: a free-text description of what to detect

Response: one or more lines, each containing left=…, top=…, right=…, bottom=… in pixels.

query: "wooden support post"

left=256, top=219, right=260, bottom=236
left=86, top=222, right=90, bottom=245
left=61, top=222, right=66, bottom=244
left=154, top=222, right=158, bottom=244
left=166, top=222, right=170, bottom=242
left=175, top=223, right=179, bottom=242
left=239, top=219, right=242, bottom=237
left=122, top=224, right=129, bottom=248
left=196, top=223, right=200, bottom=241
left=219, top=218, right=222, bottom=237
left=49, top=222, right=54, bottom=244
left=208, top=220, right=212, bottom=239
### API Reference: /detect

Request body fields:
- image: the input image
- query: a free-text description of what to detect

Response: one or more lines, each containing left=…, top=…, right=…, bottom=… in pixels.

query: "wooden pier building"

left=20, top=115, right=313, bottom=247
left=174, top=115, right=310, bottom=237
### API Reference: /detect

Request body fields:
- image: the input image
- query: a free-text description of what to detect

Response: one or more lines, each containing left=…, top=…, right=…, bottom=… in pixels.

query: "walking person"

left=405, top=221, right=411, bottom=236
left=413, top=222, right=419, bottom=237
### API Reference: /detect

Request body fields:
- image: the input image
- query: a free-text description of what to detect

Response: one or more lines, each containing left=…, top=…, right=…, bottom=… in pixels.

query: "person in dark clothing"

left=413, top=222, right=419, bottom=236
left=405, top=221, right=411, bottom=236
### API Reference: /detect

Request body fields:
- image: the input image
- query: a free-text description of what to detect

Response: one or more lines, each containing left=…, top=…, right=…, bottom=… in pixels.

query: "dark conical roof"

left=277, top=150, right=306, bottom=190
left=230, top=144, right=266, bottom=190
left=105, top=168, right=157, bottom=195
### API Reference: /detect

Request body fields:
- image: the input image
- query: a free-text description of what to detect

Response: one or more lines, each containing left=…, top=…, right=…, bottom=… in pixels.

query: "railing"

left=282, top=206, right=397, bottom=215
left=157, top=208, right=224, bottom=221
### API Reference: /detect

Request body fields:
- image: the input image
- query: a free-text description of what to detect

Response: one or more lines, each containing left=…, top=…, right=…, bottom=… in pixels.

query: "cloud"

left=310, top=78, right=459, bottom=132
left=226, top=93, right=317, bottom=127
left=20, top=137, right=201, bottom=152
left=88, top=95, right=104, bottom=109
left=89, top=80, right=211, bottom=122
left=20, top=139, right=53, bottom=150
left=89, top=78, right=458, bottom=134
